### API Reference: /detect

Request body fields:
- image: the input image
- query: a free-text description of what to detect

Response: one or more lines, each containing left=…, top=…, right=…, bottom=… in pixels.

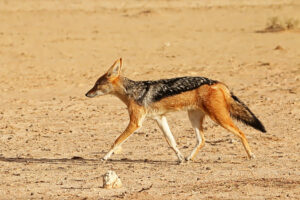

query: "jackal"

left=86, top=58, right=266, bottom=163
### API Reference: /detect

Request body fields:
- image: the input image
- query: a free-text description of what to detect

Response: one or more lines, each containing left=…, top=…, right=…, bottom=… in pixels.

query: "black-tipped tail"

left=230, top=94, right=266, bottom=133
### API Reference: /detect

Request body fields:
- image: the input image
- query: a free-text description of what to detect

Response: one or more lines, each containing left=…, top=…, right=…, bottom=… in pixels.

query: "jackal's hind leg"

left=220, top=123, right=255, bottom=159
left=186, top=110, right=205, bottom=161
left=155, top=116, right=185, bottom=163
left=204, top=88, right=254, bottom=159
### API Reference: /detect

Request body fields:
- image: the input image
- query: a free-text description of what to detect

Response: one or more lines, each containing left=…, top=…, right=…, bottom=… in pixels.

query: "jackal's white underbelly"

left=146, top=104, right=198, bottom=118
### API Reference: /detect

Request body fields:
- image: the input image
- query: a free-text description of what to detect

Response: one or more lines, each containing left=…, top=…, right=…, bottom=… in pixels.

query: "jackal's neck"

left=122, top=77, right=137, bottom=90
left=111, top=76, right=137, bottom=106
left=121, top=77, right=152, bottom=106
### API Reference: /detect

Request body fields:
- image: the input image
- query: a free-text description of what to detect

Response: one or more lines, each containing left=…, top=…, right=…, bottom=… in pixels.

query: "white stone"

left=103, top=170, right=122, bottom=189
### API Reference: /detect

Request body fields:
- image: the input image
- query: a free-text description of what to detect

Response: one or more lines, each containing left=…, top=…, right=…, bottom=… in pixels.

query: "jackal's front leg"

left=103, top=107, right=145, bottom=161
left=155, top=116, right=185, bottom=163
left=103, top=122, right=140, bottom=160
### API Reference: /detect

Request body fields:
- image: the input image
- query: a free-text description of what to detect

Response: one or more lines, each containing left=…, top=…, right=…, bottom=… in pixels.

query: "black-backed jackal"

left=86, top=58, right=266, bottom=163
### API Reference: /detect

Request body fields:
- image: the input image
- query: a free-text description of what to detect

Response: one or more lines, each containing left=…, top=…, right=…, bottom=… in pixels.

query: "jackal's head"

left=85, top=58, right=122, bottom=98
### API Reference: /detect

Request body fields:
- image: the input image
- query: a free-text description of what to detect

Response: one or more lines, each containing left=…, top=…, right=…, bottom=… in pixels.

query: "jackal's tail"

left=229, top=93, right=266, bottom=133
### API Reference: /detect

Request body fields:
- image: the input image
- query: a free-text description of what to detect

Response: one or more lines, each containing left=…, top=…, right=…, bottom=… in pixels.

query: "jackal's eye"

left=95, top=75, right=108, bottom=86
left=96, top=79, right=107, bottom=86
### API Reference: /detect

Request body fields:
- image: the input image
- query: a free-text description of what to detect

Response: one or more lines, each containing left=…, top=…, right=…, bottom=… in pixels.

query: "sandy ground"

left=0, top=0, right=300, bottom=199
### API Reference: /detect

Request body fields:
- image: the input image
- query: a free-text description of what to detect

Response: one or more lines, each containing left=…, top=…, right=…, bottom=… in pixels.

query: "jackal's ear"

left=107, top=58, right=122, bottom=78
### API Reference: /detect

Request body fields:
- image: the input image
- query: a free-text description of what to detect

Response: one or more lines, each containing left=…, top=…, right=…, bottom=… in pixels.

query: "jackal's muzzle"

left=85, top=87, right=97, bottom=98
left=86, top=86, right=106, bottom=98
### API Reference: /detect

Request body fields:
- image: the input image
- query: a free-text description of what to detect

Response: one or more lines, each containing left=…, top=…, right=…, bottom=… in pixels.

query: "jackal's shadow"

left=0, top=156, right=177, bottom=165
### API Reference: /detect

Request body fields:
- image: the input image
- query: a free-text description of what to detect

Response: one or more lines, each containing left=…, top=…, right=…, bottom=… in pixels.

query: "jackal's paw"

left=176, top=156, right=186, bottom=165
left=185, top=155, right=196, bottom=163
left=249, top=153, right=256, bottom=159
left=176, top=158, right=185, bottom=165
left=177, top=159, right=185, bottom=165
left=103, top=154, right=111, bottom=161
left=185, top=157, right=192, bottom=163
left=100, top=158, right=108, bottom=163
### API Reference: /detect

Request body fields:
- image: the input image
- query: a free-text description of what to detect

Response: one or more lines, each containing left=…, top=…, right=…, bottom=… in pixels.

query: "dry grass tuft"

left=257, top=17, right=299, bottom=33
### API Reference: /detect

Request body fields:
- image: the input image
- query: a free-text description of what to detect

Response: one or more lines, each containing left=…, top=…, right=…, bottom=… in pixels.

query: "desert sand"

left=0, top=0, right=299, bottom=199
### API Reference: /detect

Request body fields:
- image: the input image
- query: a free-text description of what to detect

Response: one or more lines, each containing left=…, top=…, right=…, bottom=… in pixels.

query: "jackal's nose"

left=85, top=92, right=91, bottom=97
